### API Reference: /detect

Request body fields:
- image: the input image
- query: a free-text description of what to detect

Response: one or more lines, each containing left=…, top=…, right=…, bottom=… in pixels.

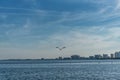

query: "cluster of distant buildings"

left=54, top=51, right=120, bottom=60
left=89, top=51, right=120, bottom=59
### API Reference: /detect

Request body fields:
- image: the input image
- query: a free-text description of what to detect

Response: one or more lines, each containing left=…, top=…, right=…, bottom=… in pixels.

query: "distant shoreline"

left=1, top=58, right=120, bottom=61
left=0, top=59, right=120, bottom=64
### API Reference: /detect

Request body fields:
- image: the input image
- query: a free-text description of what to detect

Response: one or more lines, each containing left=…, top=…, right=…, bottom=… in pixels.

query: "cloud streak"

left=0, top=0, right=120, bottom=59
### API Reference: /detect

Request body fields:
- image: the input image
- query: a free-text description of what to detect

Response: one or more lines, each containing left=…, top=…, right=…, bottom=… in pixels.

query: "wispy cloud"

left=1, top=0, right=120, bottom=58
left=115, top=0, right=120, bottom=10
left=43, top=26, right=120, bottom=56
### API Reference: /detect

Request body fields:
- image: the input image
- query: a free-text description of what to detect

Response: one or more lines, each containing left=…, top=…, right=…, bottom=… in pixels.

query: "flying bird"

left=56, top=46, right=66, bottom=51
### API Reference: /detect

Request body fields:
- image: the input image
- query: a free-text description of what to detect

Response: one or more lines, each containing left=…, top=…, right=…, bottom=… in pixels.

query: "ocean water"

left=0, top=60, right=120, bottom=80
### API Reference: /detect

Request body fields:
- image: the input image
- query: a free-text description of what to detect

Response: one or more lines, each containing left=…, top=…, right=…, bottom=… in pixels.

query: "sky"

left=0, top=0, right=120, bottom=59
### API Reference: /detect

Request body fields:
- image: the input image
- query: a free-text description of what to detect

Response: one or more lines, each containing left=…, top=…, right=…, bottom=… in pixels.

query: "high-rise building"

left=89, top=56, right=94, bottom=59
left=115, top=51, right=120, bottom=58
left=103, top=54, right=109, bottom=59
left=58, top=57, right=62, bottom=60
left=94, top=54, right=102, bottom=59
left=71, top=55, right=80, bottom=59
left=110, top=54, right=114, bottom=58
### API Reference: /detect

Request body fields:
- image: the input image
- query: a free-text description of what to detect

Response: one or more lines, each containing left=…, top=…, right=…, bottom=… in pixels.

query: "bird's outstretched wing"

left=56, top=46, right=66, bottom=51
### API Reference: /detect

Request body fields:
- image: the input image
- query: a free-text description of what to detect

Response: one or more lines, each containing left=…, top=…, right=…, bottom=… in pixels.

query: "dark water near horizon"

left=0, top=60, right=120, bottom=80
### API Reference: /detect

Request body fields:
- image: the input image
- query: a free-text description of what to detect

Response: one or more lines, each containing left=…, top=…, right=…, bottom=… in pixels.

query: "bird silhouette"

left=56, top=46, right=66, bottom=51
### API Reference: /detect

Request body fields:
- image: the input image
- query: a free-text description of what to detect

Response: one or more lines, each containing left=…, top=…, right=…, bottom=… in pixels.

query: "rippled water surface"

left=0, top=60, right=120, bottom=80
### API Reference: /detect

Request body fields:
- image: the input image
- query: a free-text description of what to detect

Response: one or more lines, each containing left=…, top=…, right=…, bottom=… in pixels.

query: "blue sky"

left=0, top=0, right=120, bottom=59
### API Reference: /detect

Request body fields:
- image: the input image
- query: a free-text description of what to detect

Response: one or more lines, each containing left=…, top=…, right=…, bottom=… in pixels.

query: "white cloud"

left=115, top=0, right=120, bottom=10
left=1, top=0, right=120, bottom=58
left=38, top=26, right=120, bottom=57
left=1, top=23, right=120, bottom=59
left=5, top=19, right=32, bottom=41
left=1, top=26, right=120, bottom=58
left=0, top=6, right=47, bottom=16
left=107, top=27, right=120, bottom=39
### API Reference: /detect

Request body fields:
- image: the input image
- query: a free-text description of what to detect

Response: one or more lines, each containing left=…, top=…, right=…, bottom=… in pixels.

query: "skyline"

left=1, top=0, right=120, bottom=59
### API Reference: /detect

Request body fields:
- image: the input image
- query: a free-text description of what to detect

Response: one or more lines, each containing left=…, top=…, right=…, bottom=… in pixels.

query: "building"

left=58, top=57, right=62, bottom=60
left=103, top=54, right=109, bottom=59
left=89, top=56, right=94, bottom=59
left=94, top=54, right=102, bottom=59
left=115, top=51, right=120, bottom=58
left=63, top=57, right=71, bottom=60
left=110, top=54, right=114, bottom=58
left=71, top=55, right=80, bottom=60
left=41, top=58, right=44, bottom=60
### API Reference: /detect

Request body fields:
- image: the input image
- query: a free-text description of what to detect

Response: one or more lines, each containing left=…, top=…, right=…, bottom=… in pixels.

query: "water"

left=0, top=60, right=120, bottom=80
